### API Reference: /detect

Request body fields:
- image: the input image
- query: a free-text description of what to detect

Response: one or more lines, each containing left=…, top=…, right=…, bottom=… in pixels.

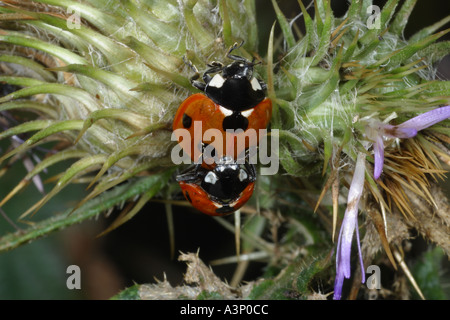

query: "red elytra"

left=172, top=93, right=272, bottom=167
left=178, top=179, right=255, bottom=216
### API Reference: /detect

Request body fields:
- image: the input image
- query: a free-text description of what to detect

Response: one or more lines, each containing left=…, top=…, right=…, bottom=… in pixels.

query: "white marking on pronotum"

left=209, top=74, right=225, bottom=88
left=241, top=109, right=254, bottom=117
left=219, top=106, right=233, bottom=116
left=250, top=77, right=262, bottom=91
left=204, top=171, right=218, bottom=185
left=238, top=169, right=248, bottom=182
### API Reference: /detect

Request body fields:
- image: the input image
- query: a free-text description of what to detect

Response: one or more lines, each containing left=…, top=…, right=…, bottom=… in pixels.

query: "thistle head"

left=0, top=0, right=264, bottom=227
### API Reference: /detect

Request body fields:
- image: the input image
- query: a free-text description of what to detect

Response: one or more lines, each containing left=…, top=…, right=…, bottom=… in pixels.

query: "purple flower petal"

left=367, top=105, right=449, bottom=179
left=339, top=106, right=450, bottom=298
left=342, top=106, right=450, bottom=300
left=373, top=135, right=384, bottom=179
left=355, top=216, right=365, bottom=283
left=334, top=152, right=366, bottom=300
left=398, top=105, right=450, bottom=132
left=381, top=123, right=417, bottom=139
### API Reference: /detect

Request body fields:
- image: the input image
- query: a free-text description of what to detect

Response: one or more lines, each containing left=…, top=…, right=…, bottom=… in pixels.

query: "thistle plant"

left=0, top=0, right=449, bottom=300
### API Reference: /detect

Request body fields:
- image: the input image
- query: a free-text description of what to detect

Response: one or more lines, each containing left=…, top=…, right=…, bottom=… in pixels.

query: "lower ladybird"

left=176, top=156, right=256, bottom=216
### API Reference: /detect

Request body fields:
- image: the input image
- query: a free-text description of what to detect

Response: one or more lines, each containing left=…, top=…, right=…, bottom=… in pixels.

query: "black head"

left=222, top=61, right=253, bottom=80
left=203, top=60, right=266, bottom=112
left=200, top=157, right=256, bottom=203
left=186, top=41, right=267, bottom=111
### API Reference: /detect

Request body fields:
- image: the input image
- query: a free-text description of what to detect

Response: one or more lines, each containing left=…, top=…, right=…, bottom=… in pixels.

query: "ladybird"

left=176, top=156, right=256, bottom=216
left=173, top=42, right=271, bottom=215
left=173, top=41, right=272, bottom=164
left=172, top=93, right=271, bottom=165
left=190, top=41, right=267, bottom=112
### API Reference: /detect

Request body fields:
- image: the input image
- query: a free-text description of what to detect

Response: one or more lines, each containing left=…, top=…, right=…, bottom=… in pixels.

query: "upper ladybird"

left=188, top=41, right=267, bottom=112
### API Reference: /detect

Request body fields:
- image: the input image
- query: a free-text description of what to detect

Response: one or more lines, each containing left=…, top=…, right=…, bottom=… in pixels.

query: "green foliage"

left=412, top=248, right=448, bottom=300
left=248, top=252, right=332, bottom=300
left=111, top=284, right=141, bottom=300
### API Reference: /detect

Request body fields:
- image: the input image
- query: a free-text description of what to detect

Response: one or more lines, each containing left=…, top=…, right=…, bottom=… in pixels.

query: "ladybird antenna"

left=228, top=40, right=245, bottom=55
left=226, top=40, right=248, bottom=62
left=182, top=55, right=199, bottom=74
left=226, top=41, right=262, bottom=68
left=250, top=58, right=262, bottom=67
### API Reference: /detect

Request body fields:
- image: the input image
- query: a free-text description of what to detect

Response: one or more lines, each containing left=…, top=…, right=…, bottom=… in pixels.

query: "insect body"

left=191, top=42, right=267, bottom=112
left=176, top=156, right=256, bottom=216
left=173, top=41, right=271, bottom=215
left=172, top=93, right=271, bottom=165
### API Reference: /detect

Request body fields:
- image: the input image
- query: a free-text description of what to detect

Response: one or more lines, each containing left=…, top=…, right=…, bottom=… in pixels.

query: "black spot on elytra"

left=202, top=143, right=217, bottom=159
left=182, top=113, right=192, bottom=128
left=222, top=112, right=248, bottom=131
left=184, top=191, right=192, bottom=203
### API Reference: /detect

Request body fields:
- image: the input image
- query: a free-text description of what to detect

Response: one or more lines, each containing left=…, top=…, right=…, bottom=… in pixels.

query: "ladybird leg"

left=207, top=61, right=224, bottom=69
left=201, top=142, right=218, bottom=167
left=202, top=62, right=224, bottom=83
left=226, top=40, right=246, bottom=61
left=251, top=57, right=263, bottom=68
left=258, top=79, right=267, bottom=91
left=239, top=145, right=258, bottom=166
left=188, top=67, right=206, bottom=91
left=244, top=162, right=257, bottom=182
left=183, top=56, right=207, bottom=91
left=176, top=164, right=205, bottom=183
left=191, top=78, right=206, bottom=91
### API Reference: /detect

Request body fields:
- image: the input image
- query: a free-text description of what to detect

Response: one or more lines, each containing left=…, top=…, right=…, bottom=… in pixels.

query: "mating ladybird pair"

left=172, top=42, right=272, bottom=216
